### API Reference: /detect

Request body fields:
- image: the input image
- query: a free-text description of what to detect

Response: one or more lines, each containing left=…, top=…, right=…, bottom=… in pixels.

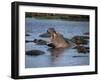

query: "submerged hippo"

left=47, top=28, right=69, bottom=48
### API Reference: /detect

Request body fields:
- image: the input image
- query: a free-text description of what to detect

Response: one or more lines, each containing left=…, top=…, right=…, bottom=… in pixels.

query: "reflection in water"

left=48, top=48, right=65, bottom=66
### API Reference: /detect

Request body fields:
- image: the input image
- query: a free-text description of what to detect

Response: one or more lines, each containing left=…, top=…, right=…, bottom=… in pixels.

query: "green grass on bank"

left=25, top=12, right=89, bottom=21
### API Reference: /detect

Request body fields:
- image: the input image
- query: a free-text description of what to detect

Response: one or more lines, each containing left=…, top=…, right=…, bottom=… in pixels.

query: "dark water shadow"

left=47, top=48, right=66, bottom=66
left=26, top=50, right=45, bottom=56
left=48, top=48, right=65, bottom=57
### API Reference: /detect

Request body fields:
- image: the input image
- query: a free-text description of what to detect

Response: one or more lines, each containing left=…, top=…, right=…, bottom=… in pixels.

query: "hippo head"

left=47, top=28, right=56, bottom=35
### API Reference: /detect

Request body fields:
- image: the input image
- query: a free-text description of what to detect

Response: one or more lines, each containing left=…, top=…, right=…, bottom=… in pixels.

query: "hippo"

left=47, top=28, right=69, bottom=48
left=74, top=46, right=89, bottom=53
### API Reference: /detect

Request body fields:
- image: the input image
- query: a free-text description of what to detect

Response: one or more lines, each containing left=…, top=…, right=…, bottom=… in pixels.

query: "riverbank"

left=25, top=12, right=89, bottom=21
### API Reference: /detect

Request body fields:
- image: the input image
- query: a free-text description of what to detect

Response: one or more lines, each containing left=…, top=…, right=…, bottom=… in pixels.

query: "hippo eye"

left=47, top=30, right=50, bottom=34
left=47, top=30, right=49, bottom=33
